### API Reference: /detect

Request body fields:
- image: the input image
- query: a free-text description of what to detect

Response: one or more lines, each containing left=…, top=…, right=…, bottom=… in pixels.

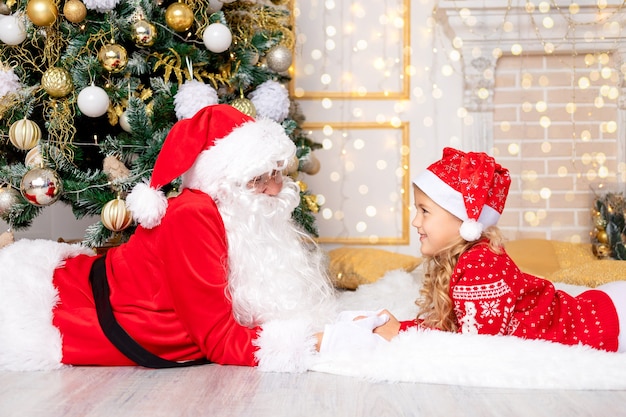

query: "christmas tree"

left=0, top=0, right=321, bottom=247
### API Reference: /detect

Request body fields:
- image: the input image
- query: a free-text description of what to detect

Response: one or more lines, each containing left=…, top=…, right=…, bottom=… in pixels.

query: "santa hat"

left=413, top=147, right=511, bottom=241
left=126, top=104, right=292, bottom=229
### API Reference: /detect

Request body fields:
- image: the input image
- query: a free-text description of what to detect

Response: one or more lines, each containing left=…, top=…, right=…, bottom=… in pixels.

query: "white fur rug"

left=309, top=268, right=626, bottom=390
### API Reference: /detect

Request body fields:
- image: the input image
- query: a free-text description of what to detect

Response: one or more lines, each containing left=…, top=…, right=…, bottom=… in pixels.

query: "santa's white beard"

left=214, top=180, right=337, bottom=330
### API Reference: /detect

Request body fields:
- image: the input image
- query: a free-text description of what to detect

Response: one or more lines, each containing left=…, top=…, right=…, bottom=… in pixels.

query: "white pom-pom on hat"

left=126, top=181, right=168, bottom=229
left=460, top=219, right=484, bottom=242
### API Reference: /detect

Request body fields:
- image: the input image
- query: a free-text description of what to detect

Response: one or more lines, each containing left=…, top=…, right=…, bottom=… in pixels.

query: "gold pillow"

left=506, top=239, right=623, bottom=287
left=328, top=247, right=422, bottom=290
left=547, top=260, right=625, bottom=288
left=505, top=239, right=561, bottom=278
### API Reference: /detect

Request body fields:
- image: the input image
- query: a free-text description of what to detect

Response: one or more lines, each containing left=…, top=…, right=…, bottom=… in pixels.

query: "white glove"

left=319, top=310, right=389, bottom=354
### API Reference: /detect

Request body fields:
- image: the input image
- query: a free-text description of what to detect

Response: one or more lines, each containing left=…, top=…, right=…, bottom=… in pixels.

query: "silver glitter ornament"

left=266, top=45, right=292, bottom=73
left=0, top=185, right=19, bottom=216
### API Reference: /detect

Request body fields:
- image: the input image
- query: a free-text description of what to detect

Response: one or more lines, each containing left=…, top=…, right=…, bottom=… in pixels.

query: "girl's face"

left=411, top=185, right=463, bottom=257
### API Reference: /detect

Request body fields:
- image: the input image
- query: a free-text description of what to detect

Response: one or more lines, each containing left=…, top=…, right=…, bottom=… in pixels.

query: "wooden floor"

left=1, top=365, right=626, bottom=417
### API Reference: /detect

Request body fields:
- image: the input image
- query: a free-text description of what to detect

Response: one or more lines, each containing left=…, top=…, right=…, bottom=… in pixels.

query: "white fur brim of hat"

left=127, top=117, right=295, bottom=229
left=413, top=170, right=501, bottom=241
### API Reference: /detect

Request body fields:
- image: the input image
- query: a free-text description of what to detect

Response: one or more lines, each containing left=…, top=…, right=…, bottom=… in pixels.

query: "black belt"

left=89, top=255, right=209, bottom=368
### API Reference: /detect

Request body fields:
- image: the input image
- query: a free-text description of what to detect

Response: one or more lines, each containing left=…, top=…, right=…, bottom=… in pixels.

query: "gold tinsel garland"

left=591, top=192, right=626, bottom=260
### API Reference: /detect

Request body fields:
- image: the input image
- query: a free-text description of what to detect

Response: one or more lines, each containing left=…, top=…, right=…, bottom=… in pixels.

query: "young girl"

left=372, top=147, right=626, bottom=352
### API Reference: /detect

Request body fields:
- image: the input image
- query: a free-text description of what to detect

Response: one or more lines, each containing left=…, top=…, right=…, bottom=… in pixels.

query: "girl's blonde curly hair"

left=415, top=226, right=506, bottom=331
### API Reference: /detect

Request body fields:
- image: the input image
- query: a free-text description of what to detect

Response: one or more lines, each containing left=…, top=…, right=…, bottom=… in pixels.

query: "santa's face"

left=247, top=170, right=283, bottom=196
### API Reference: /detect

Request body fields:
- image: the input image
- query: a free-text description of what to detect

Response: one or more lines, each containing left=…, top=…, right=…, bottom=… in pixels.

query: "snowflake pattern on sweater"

left=450, top=241, right=620, bottom=351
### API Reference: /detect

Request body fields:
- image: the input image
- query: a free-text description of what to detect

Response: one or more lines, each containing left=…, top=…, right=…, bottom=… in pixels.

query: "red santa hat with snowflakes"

left=126, top=103, right=296, bottom=229
left=413, top=147, right=511, bottom=241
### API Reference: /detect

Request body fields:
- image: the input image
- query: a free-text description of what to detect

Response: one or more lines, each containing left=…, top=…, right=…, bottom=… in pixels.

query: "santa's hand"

left=319, top=312, right=389, bottom=354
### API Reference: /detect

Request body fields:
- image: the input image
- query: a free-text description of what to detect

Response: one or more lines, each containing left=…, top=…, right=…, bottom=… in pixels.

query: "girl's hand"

left=372, top=309, right=401, bottom=341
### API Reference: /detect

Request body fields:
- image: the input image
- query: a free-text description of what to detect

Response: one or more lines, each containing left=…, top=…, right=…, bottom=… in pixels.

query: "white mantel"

left=434, top=0, right=626, bottom=170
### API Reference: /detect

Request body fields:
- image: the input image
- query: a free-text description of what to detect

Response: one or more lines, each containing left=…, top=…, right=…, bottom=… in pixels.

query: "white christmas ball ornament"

left=119, top=110, right=131, bottom=132
left=0, top=15, right=27, bottom=45
left=202, top=23, right=232, bottom=53
left=77, top=84, right=110, bottom=117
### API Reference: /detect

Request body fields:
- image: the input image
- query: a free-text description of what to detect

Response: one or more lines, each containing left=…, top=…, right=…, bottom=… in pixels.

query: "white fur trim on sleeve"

left=126, top=181, right=168, bottom=229
left=253, top=318, right=318, bottom=373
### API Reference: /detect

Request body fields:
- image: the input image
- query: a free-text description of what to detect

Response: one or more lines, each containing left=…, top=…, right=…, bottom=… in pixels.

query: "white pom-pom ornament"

left=174, top=80, right=219, bottom=120
left=207, top=0, right=223, bottom=13
left=77, top=84, right=110, bottom=117
left=0, top=15, right=27, bottom=45
left=459, top=219, right=483, bottom=242
left=0, top=64, right=21, bottom=99
left=82, top=0, right=120, bottom=13
left=249, top=80, right=290, bottom=122
left=202, top=23, right=232, bottom=53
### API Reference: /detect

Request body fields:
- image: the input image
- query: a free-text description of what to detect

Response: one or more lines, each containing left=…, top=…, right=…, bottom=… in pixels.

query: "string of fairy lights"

left=294, top=0, right=408, bottom=244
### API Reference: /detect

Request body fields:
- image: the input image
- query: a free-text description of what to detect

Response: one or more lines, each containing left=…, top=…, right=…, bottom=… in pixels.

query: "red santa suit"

left=53, top=189, right=259, bottom=366
left=0, top=104, right=335, bottom=371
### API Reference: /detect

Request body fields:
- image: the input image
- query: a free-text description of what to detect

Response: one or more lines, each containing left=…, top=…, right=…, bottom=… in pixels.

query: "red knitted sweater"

left=401, top=241, right=620, bottom=352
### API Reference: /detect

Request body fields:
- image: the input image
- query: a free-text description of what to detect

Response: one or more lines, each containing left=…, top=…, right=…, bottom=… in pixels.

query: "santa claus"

left=0, top=104, right=336, bottom=372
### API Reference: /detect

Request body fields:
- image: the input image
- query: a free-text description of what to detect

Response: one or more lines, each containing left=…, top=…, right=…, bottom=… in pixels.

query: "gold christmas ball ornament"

left=20, top=167, right=63, bottom=207
left=25, top=146, right=43, bottom=168
left=592, top=243, right=611, bottom=258
left=9, top=119, right=41, bottom=151
left=300, top=152, right=321, bottom=175
left=285, top=155, right=300, bottom=176
left=98, top=44, right=128, bottom=73
left=131, top=19, right=157, bottom=47
left=165, top=2, right=194, bottom=32
left=41, top=67, right=74, bottom=98
left=63, top=0, right=86, bottom=23
left=101, top=197, right=133, bottom=232
left=230, top=97, right=256, bottom=117
left=0, top=185, right=20, bottom=216
left=266, top=45, right=292, bottom=73
left=26, top=0, right=58, bottom=26
left=596, top=229, right=609, bottom=244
